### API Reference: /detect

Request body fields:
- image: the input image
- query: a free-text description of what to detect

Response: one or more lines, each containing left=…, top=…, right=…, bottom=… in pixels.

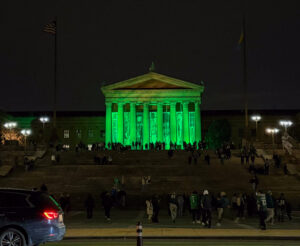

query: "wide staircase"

left=0, top=150, right=300, bottom=209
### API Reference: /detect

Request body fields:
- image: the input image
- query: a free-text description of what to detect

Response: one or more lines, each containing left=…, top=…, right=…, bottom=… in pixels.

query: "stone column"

left=183, top=101, right=189, bottom=144
left=170, top=102, right=177, bottom=145
left=143, top=103, right=149, bottom=149
left=195, top=101, right=201, bottom=144
left=117, top=102, right=124, bottom=144
left=130, top=102, right=136, bottom=147
left=157, top=103, right=163, bottom=142
left=105, top=102, right=112, bottom=148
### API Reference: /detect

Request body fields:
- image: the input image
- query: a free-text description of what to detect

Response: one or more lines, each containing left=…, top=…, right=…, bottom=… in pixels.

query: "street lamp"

left=266, top=128, right=279, bottom=151
left=279, top=120, right=293, bottom=133
left=251, top=115, right=261, bottom=140
left=21, top=129, right=31, bottom=152
left=39, top=116, right=49, bottom=128
left=4, top=122, right=17, bottom=140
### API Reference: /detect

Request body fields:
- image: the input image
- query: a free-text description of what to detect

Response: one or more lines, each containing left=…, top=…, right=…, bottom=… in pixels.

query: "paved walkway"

left=65, top=228, right=300, bottom=239
left=63, top=210, right=300, bottom=239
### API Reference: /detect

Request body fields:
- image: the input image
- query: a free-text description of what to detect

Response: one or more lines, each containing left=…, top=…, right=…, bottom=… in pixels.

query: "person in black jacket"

left=85, top=193, right=95, bottom=219
left=201, top=190, right=212, bottom=228
left=152, top=195, right=160, bottom=223
left=102, top=192, right=113, bottom=221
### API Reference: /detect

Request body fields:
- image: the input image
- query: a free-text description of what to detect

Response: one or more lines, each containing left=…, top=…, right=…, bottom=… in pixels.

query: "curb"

left=64, top=236, right=300, bottom=241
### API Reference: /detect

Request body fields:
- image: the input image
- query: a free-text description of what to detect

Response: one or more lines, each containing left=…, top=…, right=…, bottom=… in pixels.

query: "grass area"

left=46, top=239, right=300, bottom=246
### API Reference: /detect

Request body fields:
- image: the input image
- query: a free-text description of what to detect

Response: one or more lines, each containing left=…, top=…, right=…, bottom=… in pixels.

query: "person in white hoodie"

left=145, top=199, right=153, bottom=222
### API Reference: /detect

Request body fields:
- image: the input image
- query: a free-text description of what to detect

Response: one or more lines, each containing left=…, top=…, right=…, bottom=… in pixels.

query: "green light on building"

left=101, top=72, right=204, bottom=149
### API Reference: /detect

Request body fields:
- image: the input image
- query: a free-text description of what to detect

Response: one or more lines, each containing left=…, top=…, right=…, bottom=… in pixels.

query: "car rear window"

left=29, top=193, right=61, bottom=210
left=0, top=192, right=31, bottom=208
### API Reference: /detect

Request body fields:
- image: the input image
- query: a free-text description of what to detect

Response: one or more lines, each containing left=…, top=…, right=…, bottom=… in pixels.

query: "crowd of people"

left=94, top=153, right=113, bottom=165
left=38, top=176, right=293, bottom=231
left=33, top=138, right=295, bottom=232
left=145, top=189, right=292, bottom=230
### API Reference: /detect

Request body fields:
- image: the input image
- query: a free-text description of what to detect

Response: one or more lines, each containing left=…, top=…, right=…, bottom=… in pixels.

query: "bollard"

left=136, top=221, right=143, bottom=246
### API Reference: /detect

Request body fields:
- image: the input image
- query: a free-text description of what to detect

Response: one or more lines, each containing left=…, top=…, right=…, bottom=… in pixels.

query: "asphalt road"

left=46, top=239, right=300, bottom=246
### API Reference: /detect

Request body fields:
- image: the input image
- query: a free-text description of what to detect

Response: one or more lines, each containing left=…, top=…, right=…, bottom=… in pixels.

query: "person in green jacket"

left=265, top=190, right=275, bottom=225
left=257, top=190, right=267, bottom=230
left=190, top=191, right=200, bottom=224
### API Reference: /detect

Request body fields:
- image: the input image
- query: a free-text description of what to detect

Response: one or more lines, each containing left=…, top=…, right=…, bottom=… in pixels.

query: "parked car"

left=0, top=188, right=65, bottom=246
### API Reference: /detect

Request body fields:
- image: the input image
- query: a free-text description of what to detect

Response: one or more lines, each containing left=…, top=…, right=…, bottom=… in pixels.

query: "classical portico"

left=101, top=72, right=204, bottom=149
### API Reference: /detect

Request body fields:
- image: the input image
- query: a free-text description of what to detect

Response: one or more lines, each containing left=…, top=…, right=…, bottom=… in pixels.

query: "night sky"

left=1, top=0, right=300, bottom=112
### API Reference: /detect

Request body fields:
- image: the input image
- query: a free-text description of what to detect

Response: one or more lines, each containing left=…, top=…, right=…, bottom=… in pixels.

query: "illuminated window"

left=76, top=129, right=82, bottom=138
left=88, top=129, right=94, bottom=138
left=64, top=130, right=69, bottom=139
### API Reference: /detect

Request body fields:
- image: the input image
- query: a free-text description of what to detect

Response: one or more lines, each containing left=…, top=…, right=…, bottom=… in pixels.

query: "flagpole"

left=53, top=17, right=57, bottom=128
left=242, top=12, right=248, bottom=142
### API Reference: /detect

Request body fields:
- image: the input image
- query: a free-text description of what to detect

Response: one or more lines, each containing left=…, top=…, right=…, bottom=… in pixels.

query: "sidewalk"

left=63, top=210, right=300, bottom=239
left=65, top=228, right=300, bottom=239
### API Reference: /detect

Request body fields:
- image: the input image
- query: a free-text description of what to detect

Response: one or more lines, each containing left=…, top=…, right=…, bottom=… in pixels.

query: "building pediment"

left=114, top=79, right=190, bottom=90
left=101, top=72, right=204, bottom=92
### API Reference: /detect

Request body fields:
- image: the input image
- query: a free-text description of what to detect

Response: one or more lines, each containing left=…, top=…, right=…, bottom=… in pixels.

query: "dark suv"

left=0, top=188, right=65, bottom=246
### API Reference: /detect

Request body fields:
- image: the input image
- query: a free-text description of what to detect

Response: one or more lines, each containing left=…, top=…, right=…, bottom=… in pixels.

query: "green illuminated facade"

left=101, top=72, right=204, bottom=149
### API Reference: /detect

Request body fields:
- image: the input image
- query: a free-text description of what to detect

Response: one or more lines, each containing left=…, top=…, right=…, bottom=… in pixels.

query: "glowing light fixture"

left=266, top=128, right=279, bottom=150
left=279, top=120, right=292, bottom=132
left=251, top=115, right=261, bottom=139
left=21, top=129, right=31, bottom=152
left=4, top=122, right=17, bottom=129
left=39, top=116, right=49, bottom=128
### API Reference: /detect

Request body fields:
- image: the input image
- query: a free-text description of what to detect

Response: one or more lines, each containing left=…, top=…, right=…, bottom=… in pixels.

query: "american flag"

left=43, top=21, right=56, bottom=34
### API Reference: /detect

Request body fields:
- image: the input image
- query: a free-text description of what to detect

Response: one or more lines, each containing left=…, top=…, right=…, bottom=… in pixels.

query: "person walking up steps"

left=256, top=190, right=267, bottom=230
left=265, top=190, right=275, bottom=225
left=85, top=193, right=95, bottom=219
left=201, top=190, right=212, bottom=228
left=145, top=199, right=153, bottom=223
left=169, top=192, right=178, bottom=223
left=190, top=191, right=200, bottom=224
left=177, top=194, right=184, bottom=217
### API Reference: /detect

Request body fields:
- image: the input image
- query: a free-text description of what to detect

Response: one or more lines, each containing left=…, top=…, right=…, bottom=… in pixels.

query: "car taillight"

left=43, top=211, right=59, bottom=220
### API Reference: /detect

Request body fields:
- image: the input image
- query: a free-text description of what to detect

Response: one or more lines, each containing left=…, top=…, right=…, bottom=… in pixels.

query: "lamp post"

left=266, top=128, right=279, bottom=151
left=21, top=129, right=31, bottom=152
left=39, top=116, right=49, bottom=129
left=251, top=115, right=261, bottom=140
left=4, top=122, right=17, bottom=141
left=279, top=120, right=292, bottom=133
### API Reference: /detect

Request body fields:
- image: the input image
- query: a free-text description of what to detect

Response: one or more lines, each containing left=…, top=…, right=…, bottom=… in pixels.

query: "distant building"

left=101, top=72, right=204, bottom=149
left=3, top=73, right=299, bottom=150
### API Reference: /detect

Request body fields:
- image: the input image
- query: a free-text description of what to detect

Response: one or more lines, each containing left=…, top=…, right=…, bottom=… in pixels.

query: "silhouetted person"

left=40, top=183, right=48, bottom=193
left=85, top=194, right=95, bottom=219
left=205, top=153, right=210, bottom=165
left=256, top=190, right=267, bottom=230
left=59, top=194, right=67, bottom=212
left=103, top=192, right=113, bottom=221
left=152, top=195, right=160, bottom=223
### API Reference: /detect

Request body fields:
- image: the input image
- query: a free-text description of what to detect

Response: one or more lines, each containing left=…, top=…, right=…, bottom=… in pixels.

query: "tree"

left=205, top=119, right=231, bottom=150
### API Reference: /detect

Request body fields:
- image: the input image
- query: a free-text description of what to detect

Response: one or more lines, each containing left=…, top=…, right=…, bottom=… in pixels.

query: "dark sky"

left=1, top=0, right=300, bottom=112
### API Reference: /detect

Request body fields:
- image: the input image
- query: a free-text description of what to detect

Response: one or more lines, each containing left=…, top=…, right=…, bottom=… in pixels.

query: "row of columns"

left=105, top=101, right=201, bottom=148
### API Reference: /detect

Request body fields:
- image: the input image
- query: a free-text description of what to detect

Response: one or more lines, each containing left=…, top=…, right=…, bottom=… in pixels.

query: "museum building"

left=4, top=72, right=299, bottom=150
left=101, top=72, right=204, bottom=149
